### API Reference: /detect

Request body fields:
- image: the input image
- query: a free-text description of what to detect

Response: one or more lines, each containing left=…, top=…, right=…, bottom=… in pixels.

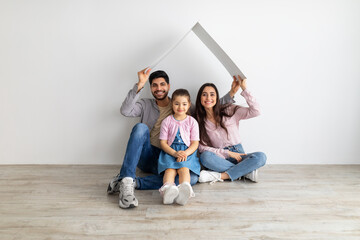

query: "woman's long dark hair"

left=194, top=83, right=239, bottom=147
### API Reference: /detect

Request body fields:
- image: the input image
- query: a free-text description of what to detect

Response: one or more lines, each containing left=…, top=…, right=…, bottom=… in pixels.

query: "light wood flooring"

left=0, top=165, right=359, bottom=240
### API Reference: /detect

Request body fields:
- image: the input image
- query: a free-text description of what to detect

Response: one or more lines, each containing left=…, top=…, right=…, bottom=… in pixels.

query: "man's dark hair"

left=149, top=70, right=169, bottom=85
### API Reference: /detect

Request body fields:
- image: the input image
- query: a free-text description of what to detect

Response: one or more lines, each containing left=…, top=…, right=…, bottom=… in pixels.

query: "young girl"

left=158, top=89, right=200, bottom=205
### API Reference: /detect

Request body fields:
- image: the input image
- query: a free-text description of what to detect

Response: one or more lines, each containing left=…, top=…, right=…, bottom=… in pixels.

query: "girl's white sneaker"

left=175, top=182, right=194, bottom=205
left=159, top=183, right=179, bottom=205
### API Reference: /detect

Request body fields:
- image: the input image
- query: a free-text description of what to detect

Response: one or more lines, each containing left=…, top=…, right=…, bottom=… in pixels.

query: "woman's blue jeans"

left=118, top=123, right=198, bottom=190
left=200, top=143, right=266, bottom=181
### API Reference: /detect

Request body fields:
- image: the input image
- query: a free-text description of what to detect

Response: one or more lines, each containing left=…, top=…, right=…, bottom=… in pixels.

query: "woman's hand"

left=174, top=151, right=187, bottom=162
left=228, top=151, right=246, bottom=162
left=238, top=75, right=247, bottom=91
left=230, top=76, right=241, bottom=98
left=230, top=75, right=247, bottom=97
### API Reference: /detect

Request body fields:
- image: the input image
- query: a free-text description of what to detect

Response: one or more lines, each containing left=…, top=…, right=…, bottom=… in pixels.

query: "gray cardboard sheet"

left=149, top=22, right=246, bottom=79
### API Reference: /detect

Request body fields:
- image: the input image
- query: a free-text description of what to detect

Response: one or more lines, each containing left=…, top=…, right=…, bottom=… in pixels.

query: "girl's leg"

left=160, top=168, right=179, bottom=205
left=163, top=168, right=177, bottom=184
left=176, top=167, right=193, bottom=205
left=177, top=167, right=190, bottom=184
left=136, top=171, right=198, bottom=190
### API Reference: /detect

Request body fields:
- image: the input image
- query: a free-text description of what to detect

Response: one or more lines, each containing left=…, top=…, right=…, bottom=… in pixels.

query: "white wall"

left=1, top=0, right=359, bottom=164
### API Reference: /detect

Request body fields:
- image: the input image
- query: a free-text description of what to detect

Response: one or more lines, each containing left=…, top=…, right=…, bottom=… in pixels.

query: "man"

left=108, top=68, right=240, bottom=209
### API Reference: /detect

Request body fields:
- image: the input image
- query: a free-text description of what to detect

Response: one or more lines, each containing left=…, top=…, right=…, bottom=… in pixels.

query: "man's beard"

left=152, top=91, right=168, bottom=101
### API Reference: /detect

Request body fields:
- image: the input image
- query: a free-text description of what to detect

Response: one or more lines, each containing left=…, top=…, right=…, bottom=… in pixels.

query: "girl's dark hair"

left=171, top=89, right=191, bottom=115
left=194, top=83, right=239, bottom=147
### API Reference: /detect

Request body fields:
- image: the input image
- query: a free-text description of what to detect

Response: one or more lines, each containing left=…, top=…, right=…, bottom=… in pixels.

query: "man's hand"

left=228, top=151, right=246, bottom=162
left=137, top=67, right=151, bottom=93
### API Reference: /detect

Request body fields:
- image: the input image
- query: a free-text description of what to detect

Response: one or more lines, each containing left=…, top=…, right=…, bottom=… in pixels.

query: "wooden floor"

left=0, top=165, right=359, bottom=240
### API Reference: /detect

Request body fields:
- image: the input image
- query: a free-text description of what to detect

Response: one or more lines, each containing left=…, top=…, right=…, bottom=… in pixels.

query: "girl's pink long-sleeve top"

left=159, top=115, right=200, bottom=147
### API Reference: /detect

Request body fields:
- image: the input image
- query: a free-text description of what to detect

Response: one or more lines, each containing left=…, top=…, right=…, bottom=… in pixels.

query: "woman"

left=194, top=76, right=266, bottom=184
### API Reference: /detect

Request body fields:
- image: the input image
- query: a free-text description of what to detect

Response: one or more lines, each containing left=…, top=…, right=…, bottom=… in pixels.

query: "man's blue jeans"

left=118, top=123, right=198, bottom=190
left=200, top=143, right=266, bottom=181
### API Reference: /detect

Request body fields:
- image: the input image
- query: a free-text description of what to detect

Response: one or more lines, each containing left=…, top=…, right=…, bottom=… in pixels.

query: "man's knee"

left=131, top=123, right=149, bottom=138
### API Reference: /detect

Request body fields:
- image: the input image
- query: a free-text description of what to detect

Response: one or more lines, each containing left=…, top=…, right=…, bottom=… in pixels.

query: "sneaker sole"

left=119, top=194, right=139, bottom=209
left=119, top=199, right=138, bottom=209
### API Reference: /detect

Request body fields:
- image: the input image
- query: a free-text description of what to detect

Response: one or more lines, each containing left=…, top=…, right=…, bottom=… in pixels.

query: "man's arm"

left=120, top=84, right=143, bottom=117
left=120, top=68, right=152, bottom=117
left=136, top=67, right=151, bottom=93
left=219, top=92, right=235, bottom=105
left=219, top=75, right=242, bottom=104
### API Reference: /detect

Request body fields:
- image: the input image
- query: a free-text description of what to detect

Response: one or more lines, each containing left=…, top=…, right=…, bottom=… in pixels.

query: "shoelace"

left=209, top=172, right=224, bottom=185
left=121, top=181, right=135, bottom=196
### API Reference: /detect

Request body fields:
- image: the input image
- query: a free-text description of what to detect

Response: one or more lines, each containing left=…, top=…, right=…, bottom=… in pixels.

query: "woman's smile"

left=201, top=86, right=217, bottom=109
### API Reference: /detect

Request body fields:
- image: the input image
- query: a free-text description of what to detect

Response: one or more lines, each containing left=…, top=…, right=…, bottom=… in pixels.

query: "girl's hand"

left=176, top=156, right=187, bottom=162
left=174, top=151, right=187, bottom=162
left=228, top=151, right=246, bottom=162
left=174, top=151, right=186, bottom=158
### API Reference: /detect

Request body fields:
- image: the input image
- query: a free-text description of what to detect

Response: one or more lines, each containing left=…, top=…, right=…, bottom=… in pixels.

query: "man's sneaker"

left=199, top=170, right=223, bottom=184
left=175, top=182, right=194, bottom=206
left=119, top=177, right=138, bottom=209
left=107, top=173, right=120, bottom=194
left=244, top=169, right=258, bottom=182
left=159, top=183, right=179, bottom=205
